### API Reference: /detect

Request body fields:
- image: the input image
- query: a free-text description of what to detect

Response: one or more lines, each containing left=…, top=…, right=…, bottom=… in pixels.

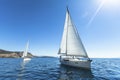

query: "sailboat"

left=58, top=8, right=92, bottom=69
left=22, top=41, right=31, bottom=61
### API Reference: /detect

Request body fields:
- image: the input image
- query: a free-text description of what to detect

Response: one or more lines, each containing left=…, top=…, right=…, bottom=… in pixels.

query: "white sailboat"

left=22, top=41, right=31, bottom=61
left=58, top=8, right=92, bottom=69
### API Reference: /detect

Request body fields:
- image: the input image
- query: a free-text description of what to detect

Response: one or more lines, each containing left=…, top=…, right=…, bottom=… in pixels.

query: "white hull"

left=60, top=58, right=91, bottom=69
left=23, top=58, right=31, bottom=61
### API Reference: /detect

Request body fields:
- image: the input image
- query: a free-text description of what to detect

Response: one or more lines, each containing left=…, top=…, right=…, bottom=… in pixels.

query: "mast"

left=66, top=7, right=69, bottom=56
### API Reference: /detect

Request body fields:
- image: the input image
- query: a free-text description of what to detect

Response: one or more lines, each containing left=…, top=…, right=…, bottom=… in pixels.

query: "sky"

left=0, top=0, right=120, bottom=58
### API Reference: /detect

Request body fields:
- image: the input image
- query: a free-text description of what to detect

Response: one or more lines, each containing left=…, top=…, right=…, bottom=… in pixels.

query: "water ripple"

left=0, top=58, right=120, bottom=80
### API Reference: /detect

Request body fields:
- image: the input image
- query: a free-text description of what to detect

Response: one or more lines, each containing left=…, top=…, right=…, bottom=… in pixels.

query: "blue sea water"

left=0, top=58, right=120, bottom=80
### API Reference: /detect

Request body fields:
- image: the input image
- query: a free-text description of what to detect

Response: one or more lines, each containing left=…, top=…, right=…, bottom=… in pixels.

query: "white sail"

left=59, top=9, right=88, bottom=58
left=22, top=41, right=29, bottom=58
left=59, top=10, right=69, bottom=54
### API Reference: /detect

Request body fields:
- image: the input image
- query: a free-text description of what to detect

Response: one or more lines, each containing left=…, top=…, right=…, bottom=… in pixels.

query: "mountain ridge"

left=0, top=49, right=33, bottom=58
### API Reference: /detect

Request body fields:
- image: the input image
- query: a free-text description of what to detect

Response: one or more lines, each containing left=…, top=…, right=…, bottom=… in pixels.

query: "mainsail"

left=22, top=41, right=29, bottom=58
left=59, top=9, right=88, bottom=58
left=58, top=9, right=68, bottom=54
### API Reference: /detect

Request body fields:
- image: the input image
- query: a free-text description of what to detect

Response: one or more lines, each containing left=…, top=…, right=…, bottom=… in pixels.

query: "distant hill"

left=0, top=49, right=33, bottom=58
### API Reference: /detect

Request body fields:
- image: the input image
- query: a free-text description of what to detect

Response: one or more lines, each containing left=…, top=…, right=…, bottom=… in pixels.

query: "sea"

left=0, top=58, right=120, bottom=80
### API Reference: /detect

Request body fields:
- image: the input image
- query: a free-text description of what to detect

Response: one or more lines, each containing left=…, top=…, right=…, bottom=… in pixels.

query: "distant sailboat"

left=58, top=8, right=92, bottom=69
left=22, top=41, right=31, bottom=61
